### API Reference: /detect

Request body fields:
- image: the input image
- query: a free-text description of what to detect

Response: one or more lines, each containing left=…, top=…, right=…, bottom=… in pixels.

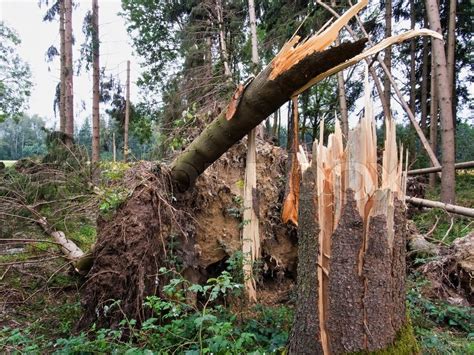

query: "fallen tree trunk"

left=407, top=161, right=474, bottom=175
left=406, top=196, right=474, bottom=218
left=170, top=39, right=367, bottom=191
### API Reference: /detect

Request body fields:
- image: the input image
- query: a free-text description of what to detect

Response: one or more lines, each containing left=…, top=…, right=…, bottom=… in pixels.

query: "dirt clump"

left=79, top=139, right=297, bottom=329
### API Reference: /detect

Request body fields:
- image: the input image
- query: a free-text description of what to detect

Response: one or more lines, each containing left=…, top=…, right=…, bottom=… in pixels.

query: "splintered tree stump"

left=289, top=90, right=418, bottom=354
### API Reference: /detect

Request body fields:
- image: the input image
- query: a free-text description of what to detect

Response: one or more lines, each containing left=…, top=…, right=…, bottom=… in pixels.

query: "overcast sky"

left=0, top=1, right=470, bottom=132
left=0, top=0, right=141, bottom=129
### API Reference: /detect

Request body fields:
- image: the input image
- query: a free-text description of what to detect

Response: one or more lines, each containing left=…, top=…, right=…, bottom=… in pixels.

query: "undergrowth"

left=0, top=268, right=292, bottom=354
left=407, top=274, right=474, bottom=354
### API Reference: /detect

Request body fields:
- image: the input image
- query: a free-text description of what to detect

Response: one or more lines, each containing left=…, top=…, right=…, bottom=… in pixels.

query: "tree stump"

left=289, top=107, right=418, bottom=354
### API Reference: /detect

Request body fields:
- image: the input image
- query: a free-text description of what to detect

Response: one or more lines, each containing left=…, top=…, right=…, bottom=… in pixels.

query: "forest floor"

left=0, top=159, right=472, bottom=353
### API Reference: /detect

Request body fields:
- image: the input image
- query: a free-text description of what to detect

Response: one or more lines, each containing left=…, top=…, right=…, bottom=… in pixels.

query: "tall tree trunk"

left=332, top=0, right=349, bottom=139
left=421, top=33, right=429, bottom=133
left=248, top=0, right=259, bottom=73
left=59, top=0, right=66, bottom=133
left=409, top=0, right=416, bottom=114
left=91, top=0, right=100, bottom=164
left=124, top=60, right=130, bottom=161
left=429, top=52, right=438, bottom=188
left=446, top=0, right=457, bottom=155
left=426, top=0, right=456, bottom=203
left=64, top=0, right=74, bottom=139
left=216, top=0, right=231, bottom=78
left=383, top=0, right=392, bottom=116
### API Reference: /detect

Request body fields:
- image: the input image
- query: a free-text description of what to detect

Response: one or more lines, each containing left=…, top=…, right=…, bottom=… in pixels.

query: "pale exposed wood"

left=270, top=0, right=368, bottom=80
left=124, top=60, right=131, bottom=161
left=408, top=161, right=474, bottom=175
left=296, top=29, right=441, bottom=96
left=406, top=197, right=474, bottom=218
left=303, top=81, right=406, bottom=354
left=242, top=128, right=259, bottom=302
left=242, top=0, right=261, bottom=302
left=282, top=97, right=300, bottom=226
left=315, top=0, right=391, bottom=121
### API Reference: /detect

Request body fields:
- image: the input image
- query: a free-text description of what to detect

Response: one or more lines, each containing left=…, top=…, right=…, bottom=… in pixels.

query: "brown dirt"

left=79, top=139, right=297, bottom=329
left=419, top=231, right=474, bottom=306
left=78, top=165, right=188, bottom=329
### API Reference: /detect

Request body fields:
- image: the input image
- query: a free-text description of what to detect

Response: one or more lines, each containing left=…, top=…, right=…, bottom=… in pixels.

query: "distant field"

left=1, top=160, right=16, bottom=167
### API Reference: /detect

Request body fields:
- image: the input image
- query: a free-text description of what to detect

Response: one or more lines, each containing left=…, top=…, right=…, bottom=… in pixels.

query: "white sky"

left=0, top=0, right=141, bottom=129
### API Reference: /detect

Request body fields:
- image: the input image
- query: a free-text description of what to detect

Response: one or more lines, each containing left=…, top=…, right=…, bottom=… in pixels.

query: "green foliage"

left=0, top=115, right=47, bottom=160
left=0, top=270, right=292, bottom=353
left=407, top=275, right=473, bottom=354
left=0, top=21, right=32, bottom=123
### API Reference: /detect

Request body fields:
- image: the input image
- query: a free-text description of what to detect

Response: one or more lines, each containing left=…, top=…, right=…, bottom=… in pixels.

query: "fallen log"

left=25, top=205, right=93, bottom=273
left=407, top=161, right=474, bottom=175
left=405, top=196, right=474, bottom=218
left=170, top=38, right=367, bottom=191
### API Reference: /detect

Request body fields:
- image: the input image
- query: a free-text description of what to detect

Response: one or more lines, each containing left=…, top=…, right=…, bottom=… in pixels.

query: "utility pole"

left=124, top=60, right=130, bottom=161
left=91, top=0, right=100, bottom=164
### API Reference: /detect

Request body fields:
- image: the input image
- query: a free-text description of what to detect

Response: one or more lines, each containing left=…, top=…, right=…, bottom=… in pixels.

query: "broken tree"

left=288, top=82, right=416, bottom=353
left=79, top=0, right=442, bottom=332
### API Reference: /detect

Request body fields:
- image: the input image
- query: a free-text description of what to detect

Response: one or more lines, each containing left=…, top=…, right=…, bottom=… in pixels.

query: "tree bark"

left=124, top=60, right=131, bottom=161
left=59, top=0, right=66, bottom=133
left=446, top=0, right=457, bottom=152
left=408, top=161, right=474, bottom=175
left=248, top=0, right=259, bottom=73
left=64, top=0, right=74, bottom=139
left=332, top=0, right=349, bottom=139
left=421, top=33, right=429, bottom=132
left=406, top=196, right=474, bottom=218
left=335, top=38, right=349, bottom=139
left=426, top=0, right=456, bottom=203
left=384, top=0, right=392, bottom=116
left=409, top=0, right=416, bottom=114
left=170, top=39, right=367, bottom=191
left=429, top=51, right=438, bottom=188
left=289, top=112, right=414, bottom=354
left=216, top=0, right=231, bottom=78
left=91, top=0, right=100, bottom=164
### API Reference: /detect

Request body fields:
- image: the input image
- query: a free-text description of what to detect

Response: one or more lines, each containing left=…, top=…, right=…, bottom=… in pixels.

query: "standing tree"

left=0, top=22, right=32, bottom=122
left=64, top=0, right=74, bottom=139
left=91, top=0, right=100, bottom=163
left=60, top=0, right=66, bottom=132
left=425, top=0, right=456, bottom=203
left=384, top=0, right=392, bottom=116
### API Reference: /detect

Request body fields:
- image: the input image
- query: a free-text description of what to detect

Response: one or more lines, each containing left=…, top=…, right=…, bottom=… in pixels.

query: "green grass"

left=1, top=160, right=16, bottom=167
